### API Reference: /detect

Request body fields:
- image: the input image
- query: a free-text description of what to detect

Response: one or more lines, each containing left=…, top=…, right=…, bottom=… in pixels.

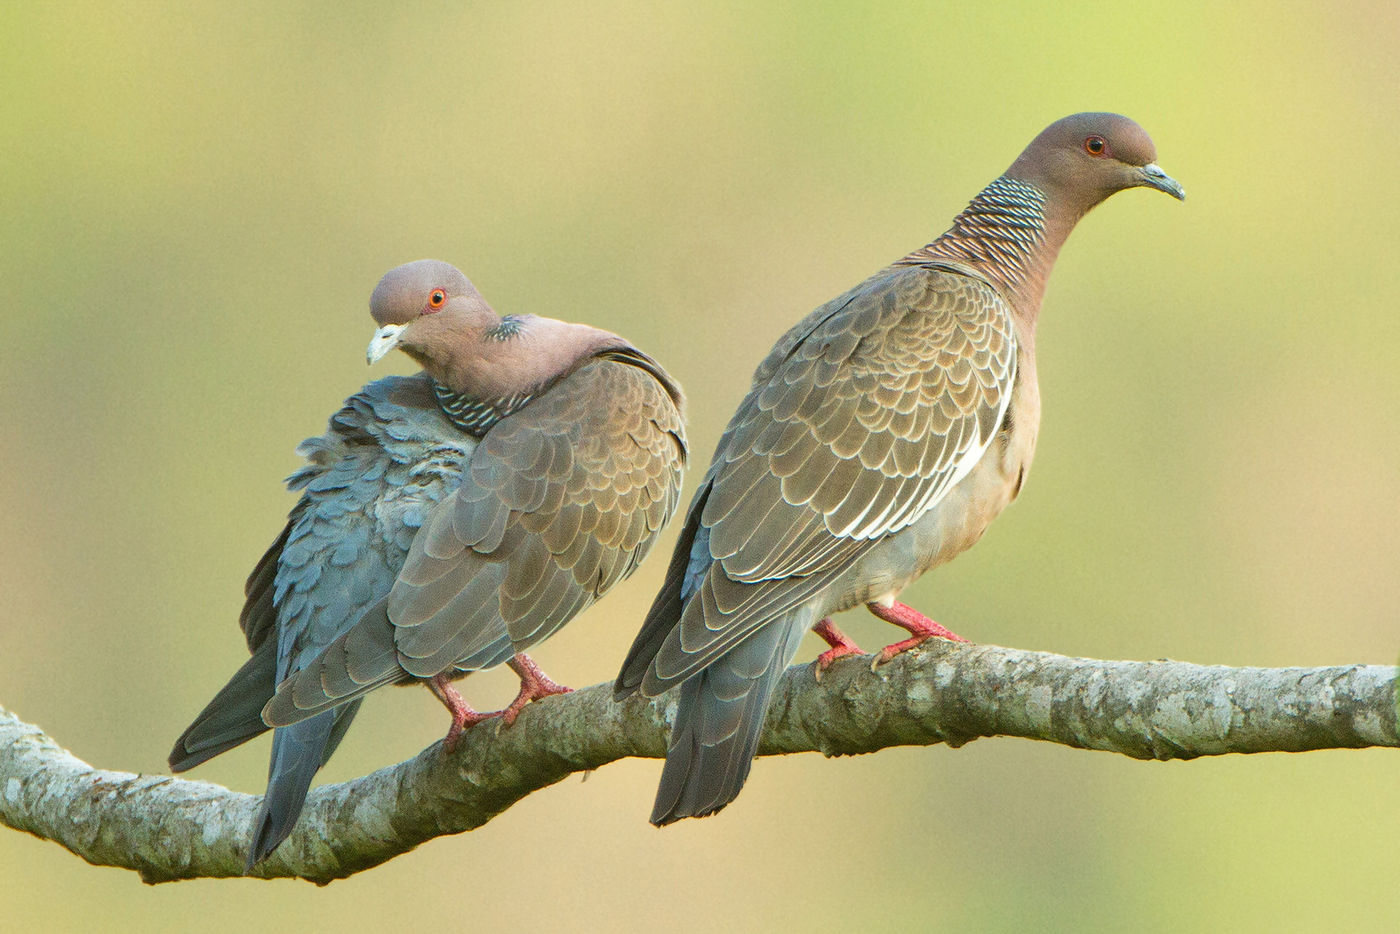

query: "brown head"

left=1005, top=112, right=1185, bottom=213
left=367, top=259, right=494, bottom=366
left=366, top=259, right=629, bottom=399
left=905, top=112, right=1185, bottom=320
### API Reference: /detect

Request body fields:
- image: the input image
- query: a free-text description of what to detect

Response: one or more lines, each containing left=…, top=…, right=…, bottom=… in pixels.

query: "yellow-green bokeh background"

left=3, top=2, right=1398, bottom=930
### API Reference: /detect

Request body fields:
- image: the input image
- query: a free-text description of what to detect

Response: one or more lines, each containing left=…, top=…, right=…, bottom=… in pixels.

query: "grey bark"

left=2, top=642, right=1396, bottom=885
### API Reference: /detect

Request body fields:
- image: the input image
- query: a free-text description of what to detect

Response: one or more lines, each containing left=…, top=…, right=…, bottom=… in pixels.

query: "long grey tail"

left=651, top=614, right=807, bottom=826
left=169, top=637, right=277, bottom=773
left=244, top=701, right=360, bottom=871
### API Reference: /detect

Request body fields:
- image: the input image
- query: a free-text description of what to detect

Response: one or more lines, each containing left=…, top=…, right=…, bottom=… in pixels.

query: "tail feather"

left=168, top=637, right=277, bottom=773
left=319, top=698, right=361, bottom=767
left=615, top=482, right=711, bottom=699
left=244, top=702, right=359, bottom=872
left=650, top=613, right=806, bottom=826
left=261, top=600, right=403, bottom=727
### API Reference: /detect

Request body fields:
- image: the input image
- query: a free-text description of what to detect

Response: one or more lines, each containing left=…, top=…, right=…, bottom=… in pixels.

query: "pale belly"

left=820, top=355, right=1041, bottom=615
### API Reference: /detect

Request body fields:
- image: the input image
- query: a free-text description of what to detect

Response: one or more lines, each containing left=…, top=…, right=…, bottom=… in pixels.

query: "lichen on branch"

left=1, top=642, right=1395, bottom=885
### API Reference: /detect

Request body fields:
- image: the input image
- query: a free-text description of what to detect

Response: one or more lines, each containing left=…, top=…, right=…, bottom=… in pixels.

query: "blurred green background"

left=3, top=2, right=1398, bottom=930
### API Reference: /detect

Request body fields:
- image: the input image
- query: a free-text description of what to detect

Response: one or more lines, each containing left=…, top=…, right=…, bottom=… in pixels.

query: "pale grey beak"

left=367, top=323, right=407, bottom=365
left=1139, top=163, right=1186, bottom=201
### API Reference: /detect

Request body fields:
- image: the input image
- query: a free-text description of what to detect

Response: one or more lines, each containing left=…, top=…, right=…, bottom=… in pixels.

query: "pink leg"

left=811, top=618, right=865, bottom=681
left=866, top=601, right=969, bottom=669
left=499, top=653, right=573, bottom=727
left=428, top=673, right=497, bottom=752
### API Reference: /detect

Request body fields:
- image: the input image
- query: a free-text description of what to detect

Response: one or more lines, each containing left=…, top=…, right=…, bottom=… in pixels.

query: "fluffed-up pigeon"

left=615, top=113, right=1184, bottom=825
left=170, top=260, right=687, bottom=869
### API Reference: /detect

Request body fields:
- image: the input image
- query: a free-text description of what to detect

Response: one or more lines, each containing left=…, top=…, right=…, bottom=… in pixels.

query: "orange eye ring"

left=1084, top=136, right=1107, bottom=156
left=426, top=288, right=447, bottom=311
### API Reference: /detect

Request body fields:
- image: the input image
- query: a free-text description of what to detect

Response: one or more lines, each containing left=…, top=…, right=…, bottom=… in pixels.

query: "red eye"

left=426, top=288, right=447, bottom=311
left=1084, top=136, right=1107, bottom=156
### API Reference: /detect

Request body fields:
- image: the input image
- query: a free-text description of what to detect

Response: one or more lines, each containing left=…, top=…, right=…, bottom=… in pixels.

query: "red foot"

left=499, top=653, right=573, bottom=727
left=811, top=618, right=864, bottom=681
left=866, top=601, right=969, bottom=669
left=428, top=673, right=497, bottom=752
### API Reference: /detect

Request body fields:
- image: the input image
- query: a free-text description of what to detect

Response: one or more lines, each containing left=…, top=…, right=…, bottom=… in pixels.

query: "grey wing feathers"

left=240, top=522, right=292, bottom=652
left=263, top=354, right=687, bottom=727
left=171, top=516, right=297, bottom=771
left=613, top=480, right=711, bottom=698
left=271, top=376, right=474, bottom=680
left=650, top=611, right=810, bottom=824
left=169, top=635, right=278, bottom=772
left=169, top=374, right=471, bottom=864
left=705, top=267, right=1016, bottom=569
left=619, top=265, right=1016, bottom=697
left=595, top=344, right=686, bottom=411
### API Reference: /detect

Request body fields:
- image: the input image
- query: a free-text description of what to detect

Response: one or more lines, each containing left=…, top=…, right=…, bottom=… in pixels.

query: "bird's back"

left=619, top=261, right=1016, bottom=696
left=171, top=374, right=476, bottom=774
left=270, top=374, right=477, bottom=681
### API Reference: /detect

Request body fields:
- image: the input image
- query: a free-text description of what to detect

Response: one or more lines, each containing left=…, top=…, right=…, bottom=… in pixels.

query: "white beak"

left=1139, top=163, right=1186, bottom=201
left=366, top=323, right=407, bottom=365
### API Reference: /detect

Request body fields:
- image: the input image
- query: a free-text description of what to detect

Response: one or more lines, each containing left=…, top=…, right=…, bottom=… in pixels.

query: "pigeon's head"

left=364, top=258, right=629, bottom=399
left=1007, top=112, right=1185, bottom=208
left=366, top=259, right=496, bottom=367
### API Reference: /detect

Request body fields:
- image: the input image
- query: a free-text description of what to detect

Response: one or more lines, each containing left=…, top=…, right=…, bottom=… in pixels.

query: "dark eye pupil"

left=1088, top=138, right=1103, bottom=152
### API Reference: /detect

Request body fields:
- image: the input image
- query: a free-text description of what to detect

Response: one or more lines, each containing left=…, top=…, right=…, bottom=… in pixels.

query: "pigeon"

left=170, top=259, right=687, bottom=869
left=615, top=113, right=1184, bottom=825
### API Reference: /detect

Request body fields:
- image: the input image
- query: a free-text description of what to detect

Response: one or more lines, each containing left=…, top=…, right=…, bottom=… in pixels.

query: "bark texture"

left=2, top=642, right=1395, bottom=885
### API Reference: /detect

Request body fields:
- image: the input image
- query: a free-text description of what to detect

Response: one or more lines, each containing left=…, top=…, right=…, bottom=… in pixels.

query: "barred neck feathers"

left=897, top=176, right=1055, bottom=316
left=432, top=380, right=541, bottom=436
left=428, top=314, right=623, bottom=399
left=369, top=260, right=639, bottom=432
left=485, top=315, right=525, bottom=341
left=430, top=315, right=636, bottom=436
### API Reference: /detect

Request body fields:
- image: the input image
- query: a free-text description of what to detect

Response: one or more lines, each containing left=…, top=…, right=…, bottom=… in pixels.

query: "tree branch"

left=2, top=642, right=1396, bottom=885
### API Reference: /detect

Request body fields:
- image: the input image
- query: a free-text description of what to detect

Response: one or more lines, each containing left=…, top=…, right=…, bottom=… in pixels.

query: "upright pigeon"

left=615, top=113, right=1184, bottom=825
left=170, top=260, right=687, bottom=869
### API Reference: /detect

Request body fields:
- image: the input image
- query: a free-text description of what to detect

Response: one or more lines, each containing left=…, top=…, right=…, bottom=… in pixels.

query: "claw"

left=498, top=653, right=573, bottom=728
left=866, top=601, right=968, bottom=670
left=427, top=673, right=497, bottom=752
left=811, top=618, right=864, bottom=681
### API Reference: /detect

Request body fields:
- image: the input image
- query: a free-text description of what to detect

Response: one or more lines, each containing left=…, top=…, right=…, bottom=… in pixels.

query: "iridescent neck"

left=432, top=381, right=539, bottom=436
left=896, top=176, right=1062, bottom=319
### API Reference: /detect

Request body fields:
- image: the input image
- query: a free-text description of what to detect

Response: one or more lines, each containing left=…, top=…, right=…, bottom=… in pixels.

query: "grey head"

left=366, top=259, right=495, bottom=368
left=364, top=259, right=631, bottom=401
left=1005, top=112, right=1185, bottom=213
